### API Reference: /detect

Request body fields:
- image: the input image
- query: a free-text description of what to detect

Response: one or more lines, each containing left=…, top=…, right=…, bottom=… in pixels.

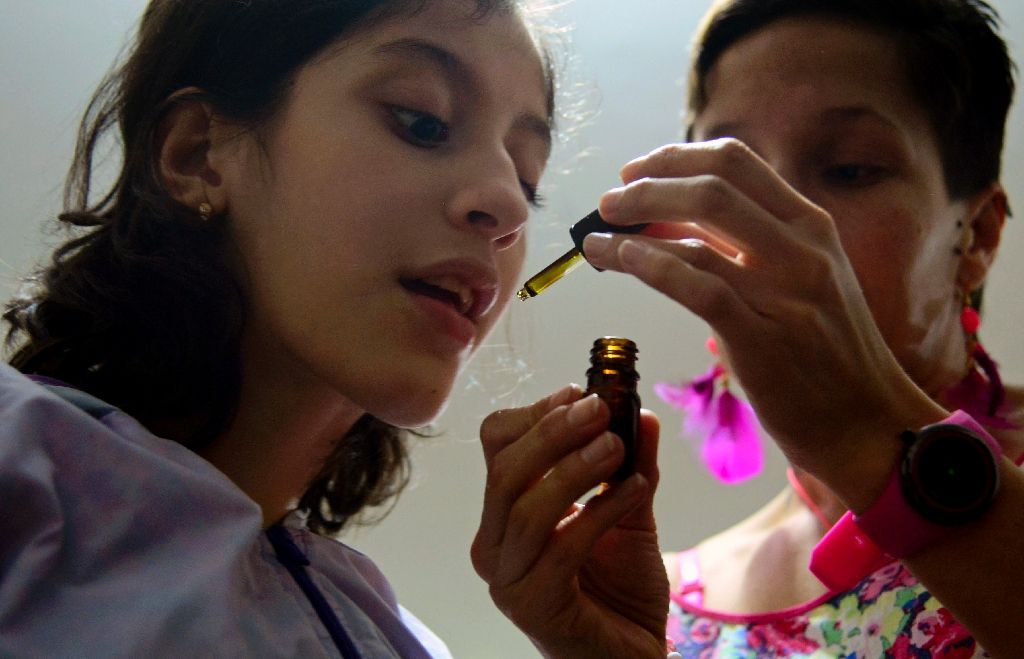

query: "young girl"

left=0, top=1, right=668, bottom=656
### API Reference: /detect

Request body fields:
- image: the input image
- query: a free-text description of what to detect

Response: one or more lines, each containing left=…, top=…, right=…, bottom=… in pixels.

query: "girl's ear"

left=956, top=182, right=1007, bottom=293
left=155, top=88, right=227, bottom=215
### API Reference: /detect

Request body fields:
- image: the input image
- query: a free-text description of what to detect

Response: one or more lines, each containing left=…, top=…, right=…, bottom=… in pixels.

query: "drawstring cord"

left=266, top=525, right=364, bottom=659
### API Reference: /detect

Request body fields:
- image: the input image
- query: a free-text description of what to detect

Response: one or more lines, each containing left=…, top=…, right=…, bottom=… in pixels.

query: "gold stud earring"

left=198, top=202, right=213, bottom=222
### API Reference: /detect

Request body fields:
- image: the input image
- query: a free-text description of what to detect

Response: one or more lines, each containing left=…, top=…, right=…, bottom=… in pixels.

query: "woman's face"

left=692, top=17, right=975, bottom=393
left=216, top=0, right=551, bottom=427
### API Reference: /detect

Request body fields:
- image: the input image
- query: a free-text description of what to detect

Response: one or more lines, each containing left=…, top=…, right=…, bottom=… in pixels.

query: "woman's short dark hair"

left=3, top=0, right=554, bottom=535
left=687, top=0, right=1016, bottom=201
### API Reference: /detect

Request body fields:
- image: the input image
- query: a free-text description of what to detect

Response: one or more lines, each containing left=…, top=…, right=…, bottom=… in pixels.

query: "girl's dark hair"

left=687, top=0, right=1016, bottom=201
left=4, top=0, right=553, bottom=535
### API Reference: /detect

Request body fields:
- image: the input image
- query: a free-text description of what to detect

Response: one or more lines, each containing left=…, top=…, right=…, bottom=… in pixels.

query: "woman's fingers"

left=611, top=237, right=761, bottom=331
left=584, top=231, right=750, bottom=292
left=591, top=139, right=838, bottom=278
left=616, top=138, right=819, bottom=224
left=599, top=174, right=784, bottom=260
left=581, top=139, right=855, bottom=340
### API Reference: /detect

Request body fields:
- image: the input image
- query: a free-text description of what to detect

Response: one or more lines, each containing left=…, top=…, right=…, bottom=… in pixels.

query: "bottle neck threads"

left=586, top=337, right=639, bottom=388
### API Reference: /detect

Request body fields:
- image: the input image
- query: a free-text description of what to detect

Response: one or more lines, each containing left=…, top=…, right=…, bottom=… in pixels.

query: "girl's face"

left=692, top=17, right=975, bottom=394
left=216, top=1, right=551, bottom=427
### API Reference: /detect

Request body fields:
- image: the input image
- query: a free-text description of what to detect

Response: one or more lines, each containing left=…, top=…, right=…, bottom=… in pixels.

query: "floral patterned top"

left=667, top=549, right=988, bottom=658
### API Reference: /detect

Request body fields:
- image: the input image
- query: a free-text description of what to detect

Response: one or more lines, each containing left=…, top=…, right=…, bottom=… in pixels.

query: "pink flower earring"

left=654, top=337, right=765, bottom=484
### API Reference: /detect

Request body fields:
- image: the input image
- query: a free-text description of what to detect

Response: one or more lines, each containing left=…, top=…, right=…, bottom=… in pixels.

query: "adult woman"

left=0, top=0, right=667, bottom=656
left=477, top=0, right=1022, bottom=656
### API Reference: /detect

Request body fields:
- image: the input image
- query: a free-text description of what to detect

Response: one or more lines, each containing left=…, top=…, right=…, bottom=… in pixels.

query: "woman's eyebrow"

left=698, top=122, right=742, bottom=141
left=819, top=106, right=903, bottom=132
left=700, top=106, right=903, bottom=141
left=373, top=37, right=552, bottom=148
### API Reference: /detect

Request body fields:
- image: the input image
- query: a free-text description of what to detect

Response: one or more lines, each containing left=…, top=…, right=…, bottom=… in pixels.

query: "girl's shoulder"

left=0, top=360, right=262, bottom=531
left=0, top=362, right=272, bottom=656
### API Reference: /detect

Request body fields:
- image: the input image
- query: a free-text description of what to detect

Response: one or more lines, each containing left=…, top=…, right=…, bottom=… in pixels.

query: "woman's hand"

left=472, top=385, right=669, bottom=659
left=582, top=139, right=945, bottom=503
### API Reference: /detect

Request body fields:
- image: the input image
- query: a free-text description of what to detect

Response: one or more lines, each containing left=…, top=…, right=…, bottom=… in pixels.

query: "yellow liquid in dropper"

left=516, top=248, right=587, bottom=300
left=516, top=208, right=647, bottom=300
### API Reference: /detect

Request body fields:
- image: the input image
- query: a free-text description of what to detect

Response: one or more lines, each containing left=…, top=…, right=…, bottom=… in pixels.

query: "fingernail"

left=617, top=473, right=647, bottom=500
left=582, top=232, right=612, bottom=259
left=618, top=239, right=652, bottom=268
left=548, top=383, right=579, bottom=408
left=581, top=432, right=616, bottom=464
left=567, top=394, right=600, bottom=425
left=600, top=187, right=626, bottom=216
left=620, top=157, right=644, bottom=179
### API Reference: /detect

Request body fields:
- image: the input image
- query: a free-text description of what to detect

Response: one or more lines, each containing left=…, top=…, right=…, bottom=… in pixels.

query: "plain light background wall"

left=1, top=2, right=1021, bottom=657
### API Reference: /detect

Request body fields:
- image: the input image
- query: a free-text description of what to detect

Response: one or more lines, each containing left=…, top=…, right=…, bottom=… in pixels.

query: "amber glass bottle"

left=585, top=337, right=640, bottom=481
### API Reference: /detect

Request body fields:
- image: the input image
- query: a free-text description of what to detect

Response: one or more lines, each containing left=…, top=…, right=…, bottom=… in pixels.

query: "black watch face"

left=901, top=426, right=1000, bottom=525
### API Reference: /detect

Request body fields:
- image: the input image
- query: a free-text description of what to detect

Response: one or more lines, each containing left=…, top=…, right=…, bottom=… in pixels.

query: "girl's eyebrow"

left=515, top=113, right=553, bottom=151
left=373, top=37, right=552, bottom=148
left=373, top=37, right=466, bottom=82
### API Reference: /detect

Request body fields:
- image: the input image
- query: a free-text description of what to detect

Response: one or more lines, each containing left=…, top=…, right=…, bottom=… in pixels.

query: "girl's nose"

left=444, top=153, right=531, bottom=249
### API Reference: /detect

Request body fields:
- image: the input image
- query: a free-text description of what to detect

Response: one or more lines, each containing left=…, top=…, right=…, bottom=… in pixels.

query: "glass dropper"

left=517, top=209, right=647, bottom=300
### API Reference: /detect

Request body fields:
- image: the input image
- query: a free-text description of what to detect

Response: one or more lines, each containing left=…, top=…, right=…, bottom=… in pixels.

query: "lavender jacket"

left=0, top=363, right=451, bottom=658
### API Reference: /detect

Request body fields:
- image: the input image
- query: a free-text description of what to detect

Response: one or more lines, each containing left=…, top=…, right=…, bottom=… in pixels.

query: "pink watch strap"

left=809, top=510, right=893, bottom=591
left=809, top=410, right=1001, bottom=591
left=856, top=410, right=1001, bottom=557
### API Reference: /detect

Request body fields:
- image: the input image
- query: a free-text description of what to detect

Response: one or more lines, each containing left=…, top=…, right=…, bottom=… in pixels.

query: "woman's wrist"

left=807, top=390, right=950, bottom=514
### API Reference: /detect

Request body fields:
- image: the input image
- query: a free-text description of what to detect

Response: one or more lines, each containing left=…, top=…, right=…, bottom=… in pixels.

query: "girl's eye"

left=388, top=106, right=544, bottom=208
left=389, top=106, right=450, bottom=146
left=521, top=180, right=545, bottom=209
left=825, top=163, right=887, bottom=187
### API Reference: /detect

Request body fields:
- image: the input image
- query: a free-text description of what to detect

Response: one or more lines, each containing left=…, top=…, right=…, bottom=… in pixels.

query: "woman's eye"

left=389, top=106, right=450, bottom=146
left=825, top=163, right=887, bottom=187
